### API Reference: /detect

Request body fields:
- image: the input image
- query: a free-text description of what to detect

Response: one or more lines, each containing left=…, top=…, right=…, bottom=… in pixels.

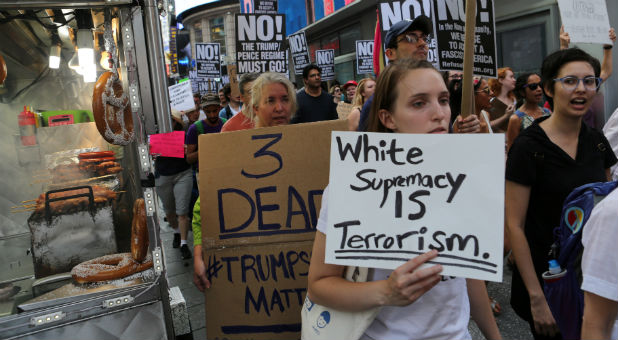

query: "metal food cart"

left=0, top=1, right=183, bottom=339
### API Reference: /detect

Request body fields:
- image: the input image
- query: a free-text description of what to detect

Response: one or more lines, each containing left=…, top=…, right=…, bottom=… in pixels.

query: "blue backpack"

left=544, top=181, right=618, bottom=340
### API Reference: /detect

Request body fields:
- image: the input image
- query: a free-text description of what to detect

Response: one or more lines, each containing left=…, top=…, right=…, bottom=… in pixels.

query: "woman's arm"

left=467, top=279, right=501, bottom=340
left=347, top=108, right=360, bottom=131
left=307, top=231, right=443, bottom=311
left=505, top=115, right=521, bottom=152
left=505, top=180, right=558, bottom=336
left=581, top=291, right=618, bottom=339
left=599, top=28, right=615, bottom=82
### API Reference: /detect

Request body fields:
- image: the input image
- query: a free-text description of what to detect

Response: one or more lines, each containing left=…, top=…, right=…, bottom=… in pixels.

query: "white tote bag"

left=301, top=267, right=381, bottom=340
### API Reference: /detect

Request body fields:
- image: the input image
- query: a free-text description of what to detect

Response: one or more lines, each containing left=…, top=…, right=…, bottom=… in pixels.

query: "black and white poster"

left=378, top=1, right=438, bottom=64
left=356, top=40, right=374, bottom=74
left=431, top=0, right=497, bottom=77
left=236, top=14, right=288, bottom=74
left=189, top=70, right=224, bottom=95
left=288, top=31, right=311, bottom=75
left=315, top=49, right=335, bottom=81
left=254, top=0, right=278, bottom=14
left=195, top=43, right=222, bottom=78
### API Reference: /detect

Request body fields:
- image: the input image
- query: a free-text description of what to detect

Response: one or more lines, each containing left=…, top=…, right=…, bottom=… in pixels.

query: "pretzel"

left=92, top=71, right=134, bottom=146
left=71, top=253, right=152, bottom=284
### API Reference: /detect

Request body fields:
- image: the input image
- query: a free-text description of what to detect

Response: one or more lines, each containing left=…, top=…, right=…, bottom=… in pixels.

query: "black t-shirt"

left=154, top=120, right=191, bottom=176
left=505, top=115, right=617, bottom=320
left=292, top=90, right=338, bottom=123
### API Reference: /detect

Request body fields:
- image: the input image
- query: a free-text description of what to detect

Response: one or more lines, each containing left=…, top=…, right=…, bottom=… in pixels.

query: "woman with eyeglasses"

left=329, top=85, right=342, bottom=104
left=505, top=73, right=551, bottom=151
left=473, top=77, right=493, bottom=133
left=505, top=48, right=617, bottom=340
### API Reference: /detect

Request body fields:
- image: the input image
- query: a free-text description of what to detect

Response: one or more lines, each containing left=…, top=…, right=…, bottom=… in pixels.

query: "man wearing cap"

left=186, top=93, right=226, bottom=168
left=342, top=80, right=357, bottom=104
left=292, top=64, right=338, bottom=123
left=357, top=15, right=480, bottom=133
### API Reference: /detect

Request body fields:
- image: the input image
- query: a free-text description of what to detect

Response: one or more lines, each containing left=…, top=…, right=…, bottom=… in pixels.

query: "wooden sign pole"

left=460, top=0, right=477, bottom=118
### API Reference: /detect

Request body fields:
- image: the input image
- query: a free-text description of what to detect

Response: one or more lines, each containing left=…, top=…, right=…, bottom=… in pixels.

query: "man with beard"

left=291, top=64, right=338, bottom=123
left=185, top=93, right=226, bottom=168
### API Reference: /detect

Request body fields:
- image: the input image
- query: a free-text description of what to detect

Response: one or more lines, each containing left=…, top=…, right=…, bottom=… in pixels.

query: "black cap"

left=385, top=15, right=432, bottom=48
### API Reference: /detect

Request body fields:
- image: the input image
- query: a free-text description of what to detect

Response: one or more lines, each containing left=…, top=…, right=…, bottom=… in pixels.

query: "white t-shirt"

left=316, top=186, right=471, bottom=340
left=603, top=108, right=618, bottom=181
left=581, top=187, right=618, bottom=339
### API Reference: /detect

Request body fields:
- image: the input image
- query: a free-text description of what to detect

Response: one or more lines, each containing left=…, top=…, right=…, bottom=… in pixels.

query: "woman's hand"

left=560, top=25, right=570, bottom=50
left=505, top=103, right=515, bottom=117
left=530, top=294, right=559, bottom=336
left=381, top=250, right=443, bottom=306
left=454, top=114, right=481, bottom=133
left=193, top=250, right=211, bottom=292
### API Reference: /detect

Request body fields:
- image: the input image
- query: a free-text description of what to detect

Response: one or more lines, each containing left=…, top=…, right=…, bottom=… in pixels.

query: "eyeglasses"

left=523, top=82, right=541, bottom=91
left=475, top=87, right=490, bottom=95
left=553, top=76, right=601, bottom=91
left=334, top=88, right=341, bottom=92
left=396, top=33, right=430, bottom=45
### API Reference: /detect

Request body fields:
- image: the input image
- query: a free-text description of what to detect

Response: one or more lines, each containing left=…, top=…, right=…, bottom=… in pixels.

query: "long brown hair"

left=366, top=59, right=439, bottom=133
left=488, top=67, right=515, bottom=100
left=351, top=77, right=376, bottom=108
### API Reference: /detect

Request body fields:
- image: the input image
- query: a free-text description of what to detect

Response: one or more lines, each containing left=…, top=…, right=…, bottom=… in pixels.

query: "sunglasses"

left=523, top=82, right=541, bottom=90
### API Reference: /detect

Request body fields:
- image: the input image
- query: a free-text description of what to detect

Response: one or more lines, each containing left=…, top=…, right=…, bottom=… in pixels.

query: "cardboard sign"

left=236, top=14, right=288, bottom=74
left=198, top=120, right=348, bottom=249
left=325, top=132, right=504, bottom=282
left=378, top=1, right=438, bottom=65
left=431, top=0, right=497, bottom=77
left=558, top=0, right=612, bottom=45
left=204, top=240, right=311, bottom=340
left=149, top=131, right=185, bottom=158
left=195, top=43, right=222, bottom=78
left=289, top=31, right=311, bottom=75
left=168, top=80, right=195, bottom=111
left=356, top=40, right=374, bottom=75
left=336, top=102, right=354, bottom=120
left=315, top=49, right=335, bottom=81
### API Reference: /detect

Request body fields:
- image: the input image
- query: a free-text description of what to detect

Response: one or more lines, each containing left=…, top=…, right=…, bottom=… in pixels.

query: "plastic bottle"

left=548, top=260, right=562, bottom=275
left=542, top=259, right=567, bottom=283
left=18, top=105, right=37, bottom=146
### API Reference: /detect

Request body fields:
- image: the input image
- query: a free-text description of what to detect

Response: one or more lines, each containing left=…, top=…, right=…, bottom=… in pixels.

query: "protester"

left=185, top=93, right=226, bottom=169
left=218, top=88, right=227, bottom=109
left=192, top=72, right=297, bottom=291
left=329, top=84, right=342, bottom=104
left=487, top=67, right=516, bottom=133
left=182, top=93, right=206, bottom=126
left=155, top=114, right=193, bottom=260
left=221, top=73, right=259, bottom=132
left=580, top=186, right=618, bottom=339
left=219, top=84, right=242, bottom=120
left=603, top=107, right=618, bottom=181
left=505, top=73, right=551, bottom=151
left=342, top=80, right=357, bottom=104
left=347, top=77, right=375, bottom=130
left=308, top=59, right=501, bottom=340
left=292, top=64, right=337, bottom=123
left=505, top=48, right=616, bottom=340
left=357, top=16, right=480, bottom=133
left=473, top=77, right=493, bottom=133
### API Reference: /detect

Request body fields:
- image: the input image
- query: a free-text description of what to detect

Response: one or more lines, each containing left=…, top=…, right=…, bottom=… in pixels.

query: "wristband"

left=604, top=45, right=613, bottom=50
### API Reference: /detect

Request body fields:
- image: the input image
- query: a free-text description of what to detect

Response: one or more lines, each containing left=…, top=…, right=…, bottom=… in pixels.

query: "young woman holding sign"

left=307, top=59, right=501, bottom=340
left=505, top=48, right=616, bottom=339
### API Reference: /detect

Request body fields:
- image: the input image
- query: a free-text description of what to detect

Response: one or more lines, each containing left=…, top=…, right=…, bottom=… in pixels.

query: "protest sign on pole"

left=288, top=31, right=311, bottom=75
left=199, top=120, right=347, bottom=340
left=431, top=0, right=497, bottom=78
left=557, top=0, right=612, bottom=45
left=189, top=70, right=221, bottom=95
left=236, top=14, right=288, bottom=74
left=356, top=40, right=374, bottom=75
left=168, top=80, right=195, bottom=111
left=377, top=1, right=438, bottom=65
left=325, top=132, right=505, bottom=282
left=195, top=42, right=222, bottom=78
left=255, top=0, right=278, bottom=14
left=315, top=49, right=335, bottom=81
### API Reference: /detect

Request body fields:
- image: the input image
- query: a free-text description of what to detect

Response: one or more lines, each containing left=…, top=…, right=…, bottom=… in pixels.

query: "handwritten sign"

left=199, top=120, right=347, bottom=339
left=204, top=241, right=311, bottom=340
left=289, top=31, right=311, bottom=75
left=558, top=0, right=611, bottom=45
left=149, top=131, right=185, bottom=158
left=432, top=0, right=498, bottom=77
left=315, top=49, right=335, bottom=81
left=336, top=102, right=354, bottom=120
left=168, top=81, right=195, bottom=112
left=325, top=132, right=504, bottom=281
left=236, top=14, right=288, bottom=74
left=356, top=40, right=374, bottom=75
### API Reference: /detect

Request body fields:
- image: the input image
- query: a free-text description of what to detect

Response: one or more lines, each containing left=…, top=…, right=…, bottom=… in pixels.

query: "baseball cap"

left=342, top=80, right=358, bottom=89
left=201, top=93, right=220, bottom=108
left=385, top=15, right=432, bottom=48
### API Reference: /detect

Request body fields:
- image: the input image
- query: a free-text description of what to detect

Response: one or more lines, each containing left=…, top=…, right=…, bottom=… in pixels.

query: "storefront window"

left=497, top=24, right=545, bottom=75
left=210, top=17, right=226, bottom=56
left=339, top=25, right=360, bottom=55
left=335, top=60, right=354, bottom=85
left=193, top=22, right=202, bottom=42
left=321, top=33, right=340, bottom=56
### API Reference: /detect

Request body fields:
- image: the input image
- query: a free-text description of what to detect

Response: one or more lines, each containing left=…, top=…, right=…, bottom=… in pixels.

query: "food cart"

left=0, top=1, right=183, bottom=339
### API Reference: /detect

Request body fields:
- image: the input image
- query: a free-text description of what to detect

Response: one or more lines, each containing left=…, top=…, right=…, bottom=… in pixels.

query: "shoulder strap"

left=225, top=105, right=232, bottom=119
left=194, top=120, right=204, bottom=135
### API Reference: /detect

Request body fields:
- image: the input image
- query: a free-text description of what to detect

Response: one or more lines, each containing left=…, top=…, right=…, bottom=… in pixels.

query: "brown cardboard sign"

left=336, top=102, right=354, bottom=120
left=204, top=241, right=312, bottom=340
left=198, top=120, right=347, bottom=249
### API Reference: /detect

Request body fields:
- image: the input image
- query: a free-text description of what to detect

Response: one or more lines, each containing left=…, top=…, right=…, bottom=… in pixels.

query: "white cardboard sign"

left=558, top=0, right=612, bottom=45
left=325, top=132, right=504, bottom=282
left=168, top=81, right=195, bottom=112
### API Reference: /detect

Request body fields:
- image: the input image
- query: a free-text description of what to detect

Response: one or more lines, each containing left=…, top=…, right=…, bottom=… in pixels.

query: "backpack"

left=544, top=180, right=618, bottom=340
left=224, top=105, right=233, bottom=119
